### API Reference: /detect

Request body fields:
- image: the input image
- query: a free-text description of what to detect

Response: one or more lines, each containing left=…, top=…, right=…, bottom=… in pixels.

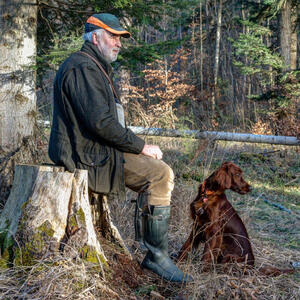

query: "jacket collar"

left=80, top=41, right=113, bottom=77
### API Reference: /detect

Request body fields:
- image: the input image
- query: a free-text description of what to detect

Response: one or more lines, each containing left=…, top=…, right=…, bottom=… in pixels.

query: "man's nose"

left=115, top=38, right=121, bottom=48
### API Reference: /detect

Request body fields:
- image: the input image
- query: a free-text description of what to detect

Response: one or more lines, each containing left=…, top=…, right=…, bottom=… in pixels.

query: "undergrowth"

left=0, top=137, right=299, bottom=299
left=113, top=137, right=300, bottom=299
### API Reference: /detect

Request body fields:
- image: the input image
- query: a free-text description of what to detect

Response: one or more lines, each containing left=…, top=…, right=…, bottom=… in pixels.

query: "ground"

left=0, top=137, right=299, bottom=299
left=110, top=137, right=300, bottom=299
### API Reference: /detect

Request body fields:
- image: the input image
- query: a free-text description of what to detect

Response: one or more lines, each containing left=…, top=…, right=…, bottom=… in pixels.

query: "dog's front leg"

left=201, top=226, right=223, bottom=264
left=177, top=221, right=205, bottom=262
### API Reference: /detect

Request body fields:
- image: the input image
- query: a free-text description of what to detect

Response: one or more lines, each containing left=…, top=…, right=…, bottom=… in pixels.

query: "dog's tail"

left=258, top=265, right=294, bottom=276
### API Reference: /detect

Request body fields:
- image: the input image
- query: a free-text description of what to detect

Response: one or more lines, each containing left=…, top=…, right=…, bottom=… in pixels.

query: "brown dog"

left=177, top=162, right=293, bottom=276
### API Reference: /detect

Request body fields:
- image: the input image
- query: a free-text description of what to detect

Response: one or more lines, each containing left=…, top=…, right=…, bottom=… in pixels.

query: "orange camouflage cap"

left=85, top=13, right=131, bottom=38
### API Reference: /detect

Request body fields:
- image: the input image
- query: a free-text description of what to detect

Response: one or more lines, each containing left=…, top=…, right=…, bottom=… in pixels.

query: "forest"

left=0, top=0, right=299, bottom=299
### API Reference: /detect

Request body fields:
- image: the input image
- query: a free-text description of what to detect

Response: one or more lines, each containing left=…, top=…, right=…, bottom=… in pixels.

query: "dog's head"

left=207, top=162, right=251, bottom=194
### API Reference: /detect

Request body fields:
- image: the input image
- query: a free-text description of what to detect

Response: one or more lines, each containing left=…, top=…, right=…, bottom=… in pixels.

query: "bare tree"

left=290, top=4, right=298, bottom=70
left=0, top=0, right=38, bottom=203
left=0, top=0, right=37, bottom=152
left=280, top=0, right=292, bottom=71
left=211, top=0, right=222, bottom=115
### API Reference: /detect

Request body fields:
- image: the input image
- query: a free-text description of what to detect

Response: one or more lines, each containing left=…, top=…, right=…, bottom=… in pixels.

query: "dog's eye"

left=235, top=173, right=241, bottom=177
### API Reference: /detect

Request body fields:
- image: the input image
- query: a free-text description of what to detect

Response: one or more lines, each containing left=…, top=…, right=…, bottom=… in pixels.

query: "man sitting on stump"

left=48, top=13, right=192, bottom=283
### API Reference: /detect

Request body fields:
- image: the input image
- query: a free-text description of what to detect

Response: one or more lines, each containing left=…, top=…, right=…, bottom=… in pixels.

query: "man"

left=48, top=13, right=192, bottom=283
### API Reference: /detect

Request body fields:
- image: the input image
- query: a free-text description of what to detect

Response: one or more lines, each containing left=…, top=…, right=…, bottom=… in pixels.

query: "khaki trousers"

left=123, top=153, right=174, bottom=206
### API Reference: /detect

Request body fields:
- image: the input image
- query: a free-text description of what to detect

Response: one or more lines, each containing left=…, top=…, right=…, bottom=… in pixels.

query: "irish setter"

left=177, top=162, right=293, bottom=276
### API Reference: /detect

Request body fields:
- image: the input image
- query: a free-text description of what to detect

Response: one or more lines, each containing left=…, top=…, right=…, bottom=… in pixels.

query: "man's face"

left=93, top=30, right=122, bottom=63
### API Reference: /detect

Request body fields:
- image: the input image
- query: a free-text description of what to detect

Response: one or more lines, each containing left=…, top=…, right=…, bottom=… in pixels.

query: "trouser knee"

left=148, top=163, right=174, bottom=206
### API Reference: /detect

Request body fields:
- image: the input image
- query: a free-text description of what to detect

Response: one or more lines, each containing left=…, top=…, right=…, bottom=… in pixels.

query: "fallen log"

left=129, top=126, right=300, bottom=146
left=0, top=165, right=128, bottom=268
left=37, top=121, right=299, bottom=146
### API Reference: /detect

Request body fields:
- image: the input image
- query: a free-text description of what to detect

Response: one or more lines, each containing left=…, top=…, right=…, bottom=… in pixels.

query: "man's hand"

left=141, top=144, right=163, bottom=160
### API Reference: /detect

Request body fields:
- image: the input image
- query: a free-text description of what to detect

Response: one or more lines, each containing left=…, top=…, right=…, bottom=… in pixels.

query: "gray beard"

left=98, top=43, right=118, bottom=63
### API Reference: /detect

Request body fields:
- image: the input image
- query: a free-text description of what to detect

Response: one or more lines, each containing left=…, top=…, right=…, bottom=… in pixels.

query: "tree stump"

left=89, top=192, right=132, bottom=258
left=0, top=165, right=107, bottom=267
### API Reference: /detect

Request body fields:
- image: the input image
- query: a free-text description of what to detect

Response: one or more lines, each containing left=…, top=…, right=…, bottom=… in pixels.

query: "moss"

left=73, top=280, right=86, bottom=292
left=14, top=246, right=34, bottom=266
left=0, top=220, right=14, bottom=267
left=37, top=221, right=54, bottom=238
left=21, top=197, right=32, bottom=211
left=68, top=207, right=86, bottom=231
left=0, top=248, right=11, bottom=269
left=77, top=208, right=85, bottom=224
left=68, top=215, right=77, bottom=228
left=81, top=245, right=107, bottom=268
left=14, top=220, right=55, bottom=266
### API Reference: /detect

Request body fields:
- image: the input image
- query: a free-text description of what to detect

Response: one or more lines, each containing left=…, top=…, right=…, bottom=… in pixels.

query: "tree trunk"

left=0, top=165, right=107, bottom=267
left=290, top=5, right=298, bottom=70
left=0, top=0, right=37, bottom=152
left=199, top=1, right=203, bottom=91
left=129, top=126, right=300, bottom=146
left=280, top=0, right=292, bottom=71
left=211, top=0, right=223, bottom=115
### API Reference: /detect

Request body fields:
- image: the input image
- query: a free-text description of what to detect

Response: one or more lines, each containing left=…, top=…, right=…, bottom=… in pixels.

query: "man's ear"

left=215, top=165, right=231, bottom=189
left=92, top=32, right=98, bottom=45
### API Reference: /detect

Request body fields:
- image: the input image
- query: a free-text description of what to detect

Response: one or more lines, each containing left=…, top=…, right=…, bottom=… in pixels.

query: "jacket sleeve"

left=63, top=64, right=145, bottom=154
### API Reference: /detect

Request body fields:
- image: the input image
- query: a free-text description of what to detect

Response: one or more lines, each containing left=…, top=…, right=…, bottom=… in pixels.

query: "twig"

left=258, top=150, right=281, bottom=155
left=97, top=282, right=121, bottom=300
left=96, top=253, right=106, bottom=281
left=263, top=199, right=292, bottom=214
left=263, top=199, right=300, bottom=220
left=284, top=174, right=300, bottom=186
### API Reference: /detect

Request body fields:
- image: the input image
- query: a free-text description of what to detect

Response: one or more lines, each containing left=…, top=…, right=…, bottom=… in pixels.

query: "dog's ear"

left=215, top=164, right=232, bottom=189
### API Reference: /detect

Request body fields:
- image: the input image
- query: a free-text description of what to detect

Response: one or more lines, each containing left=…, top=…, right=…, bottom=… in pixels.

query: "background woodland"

left=0, top=1, right=300, bottom=299
left=36, top=0, right=300, bottom=137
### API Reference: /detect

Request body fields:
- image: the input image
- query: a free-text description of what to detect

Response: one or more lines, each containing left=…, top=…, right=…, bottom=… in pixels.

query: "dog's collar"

left=200, top=180, right=215, bottom=203
left=201, top=180, right=208, bottom=203
left=197, top=180, right=220, bottom=215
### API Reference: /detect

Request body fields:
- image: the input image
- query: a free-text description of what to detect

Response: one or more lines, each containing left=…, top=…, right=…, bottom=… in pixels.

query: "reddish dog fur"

left=177, top=162, right=293, bottom=276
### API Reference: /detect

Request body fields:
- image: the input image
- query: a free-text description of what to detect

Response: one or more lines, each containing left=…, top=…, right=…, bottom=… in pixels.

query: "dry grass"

left=1, top=137, right=299, bottom=299
left=0, top=256, right=120, bottom=299
left=111, top=137, right=300, bottom=299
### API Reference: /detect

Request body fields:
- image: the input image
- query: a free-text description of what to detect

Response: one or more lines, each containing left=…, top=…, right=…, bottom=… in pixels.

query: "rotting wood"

left=62, top=169, right=107, bottom=266
left=0, top=165, right=107, bottom=267
left=129, top=126, right=300, bottom=146
left=90, top=192, right=133, bottom=259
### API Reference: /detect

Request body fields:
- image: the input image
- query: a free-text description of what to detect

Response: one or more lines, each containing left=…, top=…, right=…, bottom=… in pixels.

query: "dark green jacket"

left=48, top=41, right=145, bottom=195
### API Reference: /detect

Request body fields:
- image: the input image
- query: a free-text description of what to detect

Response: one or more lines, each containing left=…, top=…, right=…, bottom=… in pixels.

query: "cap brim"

left=86, top=16, right=131, bottom=38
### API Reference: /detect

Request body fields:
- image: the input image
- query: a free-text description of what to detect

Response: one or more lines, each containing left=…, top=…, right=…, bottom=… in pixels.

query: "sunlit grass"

left=1, top=135, right=299, bottom=298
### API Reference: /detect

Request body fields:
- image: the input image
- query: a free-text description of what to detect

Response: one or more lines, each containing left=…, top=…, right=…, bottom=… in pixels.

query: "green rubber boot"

left=141, top=206, right=193, bottom=283
left=134, top=193, right=147, bottom=252
left=134, top=193, right=146, bottom=243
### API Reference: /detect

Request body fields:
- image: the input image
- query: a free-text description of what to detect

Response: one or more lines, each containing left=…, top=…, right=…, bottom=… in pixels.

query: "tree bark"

left=0, top=0, right=37, bottom=152
left=89, top=192, right=132, bottom=259
left=290, top=5, right=298, bottom=70
left=129, top=126, right=300, bottom=146
left=199, top=1, right=203, bottom=91
left=280, top=0, right=292, bottom=71
left=211, top=0, right=223, bottom=115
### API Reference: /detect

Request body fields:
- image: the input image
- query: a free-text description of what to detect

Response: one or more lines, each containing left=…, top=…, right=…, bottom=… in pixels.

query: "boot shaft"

left=143, top=206, right=170, bottom=254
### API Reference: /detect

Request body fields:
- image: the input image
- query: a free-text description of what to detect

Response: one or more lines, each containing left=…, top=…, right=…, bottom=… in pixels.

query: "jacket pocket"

left=76, top=151, right=112, bottom=194
left=77, top=151, right=110, bottom=167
